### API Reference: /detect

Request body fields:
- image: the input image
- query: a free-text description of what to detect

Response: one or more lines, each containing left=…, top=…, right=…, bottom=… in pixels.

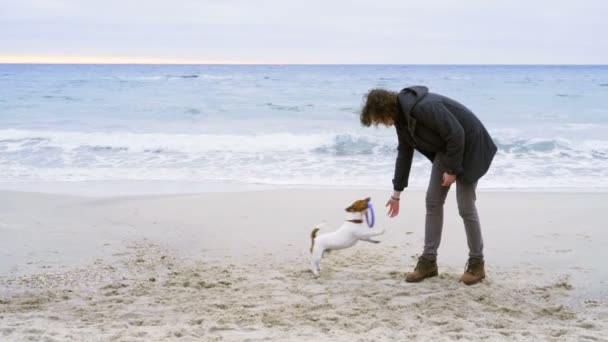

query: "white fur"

left=310, top=210, right=384, bottom=276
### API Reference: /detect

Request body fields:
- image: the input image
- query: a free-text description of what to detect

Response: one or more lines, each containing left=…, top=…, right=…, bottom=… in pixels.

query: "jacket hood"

left=397, top=86, right=428, bottom=133
left=398, top=86, right=429, bottom=116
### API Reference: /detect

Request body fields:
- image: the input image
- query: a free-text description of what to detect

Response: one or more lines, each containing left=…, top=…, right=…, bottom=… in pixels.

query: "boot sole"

left=462, top=275, right=485, bottom=286
left=405, top=270, right=438, bottom=283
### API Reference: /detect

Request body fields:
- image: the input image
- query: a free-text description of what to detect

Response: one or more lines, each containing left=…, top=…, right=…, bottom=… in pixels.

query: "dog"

left=309, top=197, right=385, bottom=276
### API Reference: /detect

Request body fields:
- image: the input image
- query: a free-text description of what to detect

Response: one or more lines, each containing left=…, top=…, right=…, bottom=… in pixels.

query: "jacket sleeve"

left=416, top=103, right=465, bottom=175
left=393, top=128, right=414, bottom=191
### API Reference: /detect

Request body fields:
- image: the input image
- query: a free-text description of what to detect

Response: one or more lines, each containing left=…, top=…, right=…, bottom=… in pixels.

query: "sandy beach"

left=1, top=188, right=607, bottom=341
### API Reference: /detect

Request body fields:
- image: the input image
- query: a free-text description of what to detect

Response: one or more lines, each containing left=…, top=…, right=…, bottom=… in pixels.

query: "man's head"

left=360, top=88, right=399, bottom=127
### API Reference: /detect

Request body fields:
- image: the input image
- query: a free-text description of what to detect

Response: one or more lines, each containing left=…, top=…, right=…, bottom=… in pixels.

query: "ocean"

left=1, top=64, right=607, bottom=193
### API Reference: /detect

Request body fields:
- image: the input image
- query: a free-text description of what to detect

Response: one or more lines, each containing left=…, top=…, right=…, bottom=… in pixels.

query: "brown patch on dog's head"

left=345, top=197, right=371, bottom=212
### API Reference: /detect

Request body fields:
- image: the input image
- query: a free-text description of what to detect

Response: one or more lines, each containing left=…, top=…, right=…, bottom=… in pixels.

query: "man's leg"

left=456, top=180, right=483, bottom=258
left=422, top=156, right=450, bottom=259
left=406, top=157, right=448, bottom=282
left=456, top=180, right=486, bottom=285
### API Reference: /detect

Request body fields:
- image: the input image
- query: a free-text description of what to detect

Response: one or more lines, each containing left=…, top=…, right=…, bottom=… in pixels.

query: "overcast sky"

left=1, top=0, right=606, bottom=64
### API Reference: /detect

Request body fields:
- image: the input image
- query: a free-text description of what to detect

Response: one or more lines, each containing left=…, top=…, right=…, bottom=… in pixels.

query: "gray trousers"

left=423, top=156, right=484, bottom=259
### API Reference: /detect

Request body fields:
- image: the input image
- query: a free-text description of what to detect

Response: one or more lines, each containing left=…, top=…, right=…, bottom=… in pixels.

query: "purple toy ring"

left=365, top=202, right=375, bottom=228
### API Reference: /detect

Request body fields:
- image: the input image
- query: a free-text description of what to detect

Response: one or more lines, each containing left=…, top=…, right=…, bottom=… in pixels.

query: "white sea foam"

left=1, top=128, right=607, bottom=190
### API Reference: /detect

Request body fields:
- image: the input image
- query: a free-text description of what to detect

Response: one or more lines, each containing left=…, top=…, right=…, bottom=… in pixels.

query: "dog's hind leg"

left=310, top=246, right=323, bottom=276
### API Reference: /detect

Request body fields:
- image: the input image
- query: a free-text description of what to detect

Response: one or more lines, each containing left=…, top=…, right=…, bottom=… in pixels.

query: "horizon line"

left=1, top=62, right=607, bottom=67
left=0, top=56, right=606, bottom=66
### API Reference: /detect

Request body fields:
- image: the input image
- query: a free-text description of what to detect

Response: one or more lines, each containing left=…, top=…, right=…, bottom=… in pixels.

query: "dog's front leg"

left=355, top=227, right=385, bottom=240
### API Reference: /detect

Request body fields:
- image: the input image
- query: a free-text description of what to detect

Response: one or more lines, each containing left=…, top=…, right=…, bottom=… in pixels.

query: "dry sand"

left=1, top=189, right=607, bottom=341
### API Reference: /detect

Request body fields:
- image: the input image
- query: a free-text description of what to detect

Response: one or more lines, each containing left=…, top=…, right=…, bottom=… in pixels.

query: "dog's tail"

left=309, top=225, right=323, bottom=254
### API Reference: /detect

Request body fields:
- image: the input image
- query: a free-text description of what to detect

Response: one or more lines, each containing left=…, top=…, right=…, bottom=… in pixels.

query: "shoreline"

left=1, top=180, right=607, bottom=198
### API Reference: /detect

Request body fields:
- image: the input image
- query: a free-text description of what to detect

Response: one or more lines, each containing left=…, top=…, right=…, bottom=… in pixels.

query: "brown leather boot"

left=461, top=257, right=486, bottom=285
left=405, top=256, right=438, bottom=282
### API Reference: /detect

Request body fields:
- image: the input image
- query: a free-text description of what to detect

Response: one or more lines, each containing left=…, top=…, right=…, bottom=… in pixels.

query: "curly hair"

left=359, top=89, right=399, bottom=127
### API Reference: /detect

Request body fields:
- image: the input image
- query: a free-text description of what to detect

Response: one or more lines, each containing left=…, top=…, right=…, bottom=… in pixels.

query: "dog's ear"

left=346, top=199, right=368, bottom=212
left=365, top=197, right=371, bottom=203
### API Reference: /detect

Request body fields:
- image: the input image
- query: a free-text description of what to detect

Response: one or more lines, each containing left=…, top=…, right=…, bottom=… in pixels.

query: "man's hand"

left=386, top=197, right=400, bottom=218
left=442, top=172, right=457, bottom=187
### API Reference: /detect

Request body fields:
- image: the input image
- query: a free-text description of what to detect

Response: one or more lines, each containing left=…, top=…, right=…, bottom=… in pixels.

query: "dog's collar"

left=346, top=219, right=363, bottom=224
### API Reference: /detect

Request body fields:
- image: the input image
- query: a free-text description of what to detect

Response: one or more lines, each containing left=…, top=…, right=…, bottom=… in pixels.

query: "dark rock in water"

left=555, top=94, right=582, bottom=98
left=166, top=75, right=199, bottom=78
left=265, top=102, right=302, bottom=112
left=184, top=108, right=201, bottom=115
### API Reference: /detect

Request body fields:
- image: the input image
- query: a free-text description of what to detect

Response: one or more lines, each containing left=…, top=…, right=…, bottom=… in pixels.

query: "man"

left=360, top=86, right=497, bottom=285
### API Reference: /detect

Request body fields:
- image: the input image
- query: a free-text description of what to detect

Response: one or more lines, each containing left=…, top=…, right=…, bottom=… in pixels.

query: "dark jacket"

left=393, top=86, right=497, bottom=191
